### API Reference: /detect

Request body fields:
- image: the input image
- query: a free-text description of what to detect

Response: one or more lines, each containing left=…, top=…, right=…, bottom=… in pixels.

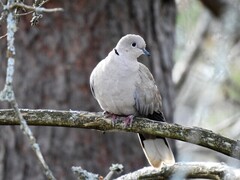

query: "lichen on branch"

left=0, top=108, right=239, bottom=161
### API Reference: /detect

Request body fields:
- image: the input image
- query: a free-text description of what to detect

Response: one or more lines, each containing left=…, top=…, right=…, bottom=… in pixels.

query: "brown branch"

left=117, top=162, right=240, bottom=179
left=0, top=109, right=239, bottom=161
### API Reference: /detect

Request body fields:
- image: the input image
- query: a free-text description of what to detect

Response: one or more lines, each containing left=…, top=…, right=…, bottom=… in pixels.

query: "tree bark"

left=117, top=162, right=240, bottom=180
left=0, top=109, right=239, bottom=161
left=0, top=0, right=176, bottom=179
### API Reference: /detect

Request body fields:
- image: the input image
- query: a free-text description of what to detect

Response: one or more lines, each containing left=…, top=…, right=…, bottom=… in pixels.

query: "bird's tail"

left=138, top=112, right=175, bottom=168
left=138, top=134, right=175, bottom=168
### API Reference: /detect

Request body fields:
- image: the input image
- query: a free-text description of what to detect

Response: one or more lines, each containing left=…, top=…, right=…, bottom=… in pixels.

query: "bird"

left=90, top=34, right=175, bottom=168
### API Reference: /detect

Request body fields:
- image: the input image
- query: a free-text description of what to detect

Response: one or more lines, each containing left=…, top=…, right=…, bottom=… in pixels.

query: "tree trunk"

left=0, top=0, right=176, bottom=179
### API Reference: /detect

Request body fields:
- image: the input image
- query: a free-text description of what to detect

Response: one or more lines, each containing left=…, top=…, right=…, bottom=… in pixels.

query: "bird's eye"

left=131, top=42, right=136, bottom=47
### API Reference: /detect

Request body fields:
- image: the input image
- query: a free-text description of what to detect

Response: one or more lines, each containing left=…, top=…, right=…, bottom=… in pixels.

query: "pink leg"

left=103, top=111, right=134, bottom=127
left=123, top=115, right=134, bottom=128
left=103, top=111, right=118, bottom=125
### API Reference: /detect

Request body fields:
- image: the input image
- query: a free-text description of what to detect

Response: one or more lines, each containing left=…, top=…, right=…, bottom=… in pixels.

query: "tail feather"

left=138, top=111, right=175, bottom=168
left=138, top=134, right=175, bottom=168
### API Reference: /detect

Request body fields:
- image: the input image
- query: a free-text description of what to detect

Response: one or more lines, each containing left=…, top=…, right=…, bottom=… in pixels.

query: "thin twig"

left=0, top=10, right=7, bottom=22
left=35, top=0, right=50, bottom=7
left=104, top=164, right=124, bottom=180
left=0, top=0, right=56, bottom=179
left=11, top=101, right=56, bottom=180
left=16, top=11, right=34, bottom=16
left=0, top=33, right=7, bottom=39
left=72, top=166, right=99, bottom=180
left=8, top=2, right=63, bottom=13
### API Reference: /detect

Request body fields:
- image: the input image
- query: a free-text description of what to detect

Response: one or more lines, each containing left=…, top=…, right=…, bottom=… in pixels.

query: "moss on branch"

left=0, top=109, right=239, bottom=161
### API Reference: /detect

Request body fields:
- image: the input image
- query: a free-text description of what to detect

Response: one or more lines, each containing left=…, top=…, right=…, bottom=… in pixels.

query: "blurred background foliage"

left=174, top=0, right=240, bottom=167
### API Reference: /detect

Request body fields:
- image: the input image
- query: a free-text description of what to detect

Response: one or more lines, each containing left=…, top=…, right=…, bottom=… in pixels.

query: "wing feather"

left=134, top=63, right=162, bottom=116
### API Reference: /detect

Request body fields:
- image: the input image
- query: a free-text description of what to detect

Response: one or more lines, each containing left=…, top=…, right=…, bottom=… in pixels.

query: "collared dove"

left=90, top=34, right=175, bottom=168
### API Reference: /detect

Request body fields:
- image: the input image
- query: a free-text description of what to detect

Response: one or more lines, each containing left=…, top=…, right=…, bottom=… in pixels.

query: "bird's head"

left=115, top=34, right=150, bottom=58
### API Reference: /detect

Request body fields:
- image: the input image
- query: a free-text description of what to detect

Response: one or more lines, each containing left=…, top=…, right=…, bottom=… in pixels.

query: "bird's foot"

left=123, top=115, right=134, bottom=128
left=103, top=112, right=134, bottom=127
left=103, top=111, right=118, bottom=125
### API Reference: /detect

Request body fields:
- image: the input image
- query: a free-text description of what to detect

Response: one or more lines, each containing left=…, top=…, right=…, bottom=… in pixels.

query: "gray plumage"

left=90, top=34, right=175, bottom=168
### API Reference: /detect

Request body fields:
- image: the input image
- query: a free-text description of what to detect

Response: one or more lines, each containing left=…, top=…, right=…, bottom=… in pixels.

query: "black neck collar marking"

left=114, top=49, right=119, bottom=56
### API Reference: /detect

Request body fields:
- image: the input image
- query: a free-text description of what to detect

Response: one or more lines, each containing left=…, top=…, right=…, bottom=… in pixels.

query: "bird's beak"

left=142, top=48, right=151, bottom=56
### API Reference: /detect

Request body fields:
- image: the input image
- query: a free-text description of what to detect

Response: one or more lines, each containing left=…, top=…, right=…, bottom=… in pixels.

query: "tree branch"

left=0, top=109, right=239, bottom=161
left=117, top=162, right=240, bottom=179
left=6, top=2, right=63, bottom=13
left=71, top=162, right=240, bottom=179
left=71, top=166, right=99, bottom=180
left=72, top=164, right=124, bottom=180
left=0, top=0, right=58, bottom=179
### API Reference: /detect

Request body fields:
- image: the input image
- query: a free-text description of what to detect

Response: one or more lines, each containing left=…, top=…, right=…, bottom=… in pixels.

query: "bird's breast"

left=94, top=60, right=138, bottom=115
